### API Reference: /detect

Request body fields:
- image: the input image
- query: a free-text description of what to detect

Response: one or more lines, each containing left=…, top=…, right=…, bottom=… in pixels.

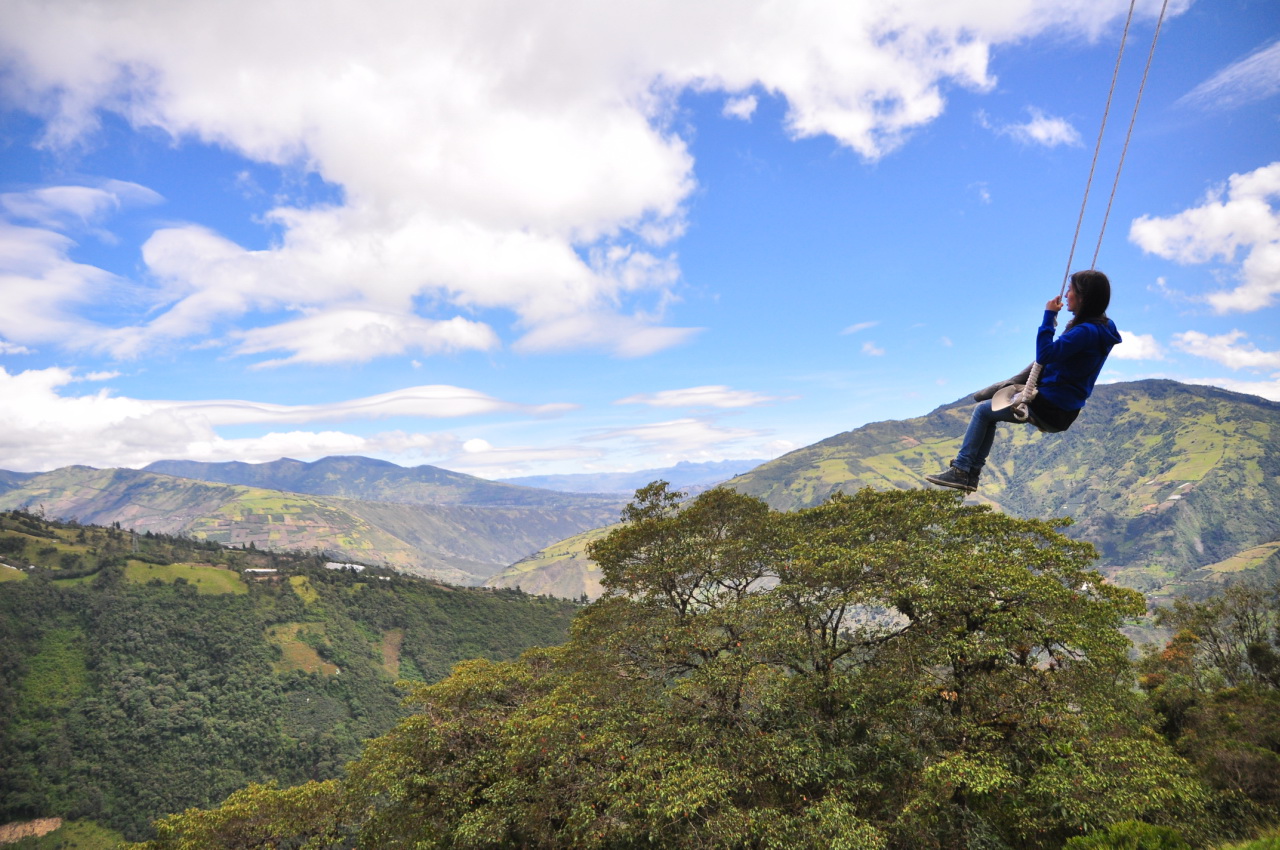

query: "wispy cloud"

left=841, top=320, right=879, bottom=335
left=862, top=341, right=885, bottom=356
left=0, top=340, right=33, bottom=355
left=439, top=438, right=603, bottom=479
left=588, top=417, right=765, bottom=458
left=1178, top=40, right=1280, bottom=112
left=615, top=385, right=780, bottom=408
left=0, top=180, right=162, bottom=230
left=512, top=310, right=702, bottom=358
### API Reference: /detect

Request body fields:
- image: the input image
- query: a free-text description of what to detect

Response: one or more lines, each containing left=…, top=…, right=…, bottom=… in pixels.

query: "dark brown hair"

left=1065, top=269, right=1111, bottom=331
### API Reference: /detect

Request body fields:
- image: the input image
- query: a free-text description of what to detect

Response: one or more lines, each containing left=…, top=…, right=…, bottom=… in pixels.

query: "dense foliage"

left=0, top=511, right=579, bottom=840
left=1138, top=583, right=1280, bottom=838
left=136, top=487, right=1232, bottom=849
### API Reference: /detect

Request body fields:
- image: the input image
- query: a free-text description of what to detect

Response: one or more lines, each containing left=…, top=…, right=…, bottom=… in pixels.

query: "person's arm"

left=1037, top=316, right=1096, bottom=363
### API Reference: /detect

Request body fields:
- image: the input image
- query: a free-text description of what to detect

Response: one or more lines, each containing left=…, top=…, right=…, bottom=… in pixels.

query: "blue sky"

left=1, top=0, right=1278, bottom=478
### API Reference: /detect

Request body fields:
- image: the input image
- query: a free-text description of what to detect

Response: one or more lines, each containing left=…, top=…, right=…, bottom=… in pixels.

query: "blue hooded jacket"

left=1034, top=309, right=1122, bottom=411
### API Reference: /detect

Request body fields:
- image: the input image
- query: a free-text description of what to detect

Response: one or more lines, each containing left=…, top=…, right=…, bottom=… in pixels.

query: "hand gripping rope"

left=1009, top=0, right=1169, bottom=425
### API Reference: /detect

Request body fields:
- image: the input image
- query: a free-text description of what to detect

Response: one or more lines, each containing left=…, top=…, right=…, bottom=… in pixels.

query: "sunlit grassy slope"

left=485, top=524, right=616, bottom=599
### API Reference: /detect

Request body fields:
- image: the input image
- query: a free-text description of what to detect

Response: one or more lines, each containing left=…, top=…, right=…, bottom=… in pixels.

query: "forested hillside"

left=0, top=510, right=579, bottom=841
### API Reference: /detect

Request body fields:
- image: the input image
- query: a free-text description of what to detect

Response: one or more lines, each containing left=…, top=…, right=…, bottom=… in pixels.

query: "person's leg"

left=926, top=401, right=1020, bottom=491
left=955, top=400, right=1019, bottom=474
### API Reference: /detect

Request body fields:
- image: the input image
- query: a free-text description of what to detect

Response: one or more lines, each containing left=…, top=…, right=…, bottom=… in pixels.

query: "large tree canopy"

left=137, top=487, right=1209, bottom=849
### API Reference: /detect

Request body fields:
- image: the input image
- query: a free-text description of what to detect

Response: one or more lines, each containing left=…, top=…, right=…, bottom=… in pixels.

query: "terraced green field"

left=123, top=560, right=248, bottom=594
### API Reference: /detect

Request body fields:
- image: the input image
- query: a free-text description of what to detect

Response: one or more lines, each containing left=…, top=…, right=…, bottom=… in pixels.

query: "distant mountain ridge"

left=0, top=465, right=622, bottom=585
left=0, top=469, right=37, bottom=491
left=488, top=380, right=1280, bottom=602
left=498, top=459, right=768, bottom=495
left=144, top=455, right=618, bottom=508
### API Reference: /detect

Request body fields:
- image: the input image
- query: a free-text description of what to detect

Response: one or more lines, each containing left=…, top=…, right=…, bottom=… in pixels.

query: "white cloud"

left=993, top=107, right=1081, bottom=148
left=761, top=439, right=796, bottom=457
left=443, top=438, right=603, bottom=479
left=1181, top=375, right=1280, bottom=403
left=1173, top=330, right=1280, bottom=370
left=1111, top=331, right=1164, bottom=360
left=513, top=310, right=702, bottom=357
left=1178, top=40, right=1280, bottom=112
left=234, top=310, right=500, bottom=367
left=1, top=180, right=162, bottom=230
left=0, top=366, right=574, bottom=471
left=841, top=320, right=878, bottom=335
left=173, top=386, right=575, bottom=426
left=1, top=340, right=33, bottom=355
left=0, top=0, right=1168, bottom=362
left=1130, top=161, right=1280, bottom=313
left=588, top=416, right=765, bottom=460
left=862, top=341, right=885, bottom=356
left=615, top=385, right=780, bottom=408
left=0, top=223, right=125, bottom=346
left=723, top=94, right=758, bottom=120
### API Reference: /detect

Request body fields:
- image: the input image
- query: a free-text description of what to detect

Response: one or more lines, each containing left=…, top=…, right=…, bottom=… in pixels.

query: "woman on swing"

left=925, top=269, right=1121, bottom=493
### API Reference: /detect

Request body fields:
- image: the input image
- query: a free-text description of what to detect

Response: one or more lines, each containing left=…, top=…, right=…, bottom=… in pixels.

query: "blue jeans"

left=954, top=400, right=1022, bottom=474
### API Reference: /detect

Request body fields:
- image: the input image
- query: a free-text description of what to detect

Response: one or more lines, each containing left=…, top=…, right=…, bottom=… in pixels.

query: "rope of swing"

left=1089, top=0, right=1171, bottom=271
left=1014, top=0, right=1170, bottom=422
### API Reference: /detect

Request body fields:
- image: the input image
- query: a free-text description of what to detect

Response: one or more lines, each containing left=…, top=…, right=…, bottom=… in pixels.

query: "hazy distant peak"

left=499, top=459, right=769, bottom=495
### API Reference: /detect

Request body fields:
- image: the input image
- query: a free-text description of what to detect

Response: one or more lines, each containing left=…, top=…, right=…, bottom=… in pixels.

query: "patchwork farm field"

left=123, top=561, right=248, bottom=594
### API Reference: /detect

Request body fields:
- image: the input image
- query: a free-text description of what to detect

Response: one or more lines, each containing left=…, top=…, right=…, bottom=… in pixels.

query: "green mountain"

left=143, top=455, right=619, bottom=508
left=0, top=466, right=622, bottom=585
left=0, top=509, right=580, bottom=841
left=488, top=380, right=1280, bottom=602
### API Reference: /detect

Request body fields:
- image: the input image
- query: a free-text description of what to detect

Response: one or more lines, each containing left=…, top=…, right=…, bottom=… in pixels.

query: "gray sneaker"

left=924, top=464, right=978, bottom=493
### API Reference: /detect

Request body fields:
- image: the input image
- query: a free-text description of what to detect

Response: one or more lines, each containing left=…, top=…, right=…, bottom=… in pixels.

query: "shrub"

left=1065, top=820, right=1191, bottom=850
